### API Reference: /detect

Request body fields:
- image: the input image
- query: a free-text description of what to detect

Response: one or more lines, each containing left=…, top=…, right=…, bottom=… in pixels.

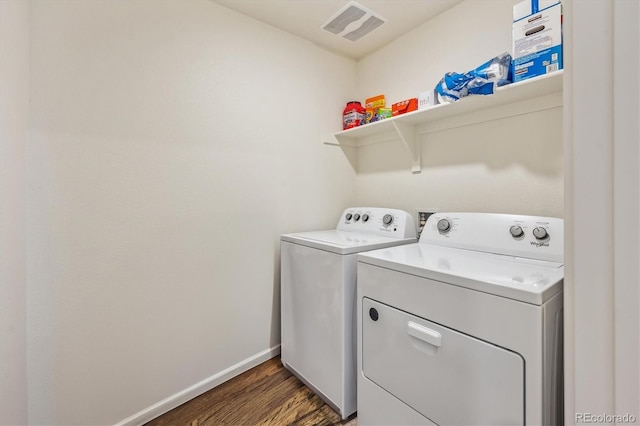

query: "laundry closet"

left=0, top=0, right=637, bottom=425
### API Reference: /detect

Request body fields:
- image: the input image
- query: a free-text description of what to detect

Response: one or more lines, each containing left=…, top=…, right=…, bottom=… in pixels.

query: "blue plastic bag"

left=436, top=53, right=513, bottom=102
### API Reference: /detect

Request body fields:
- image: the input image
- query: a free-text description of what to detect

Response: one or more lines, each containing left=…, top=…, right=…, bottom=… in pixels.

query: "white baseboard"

left=114, top=345, right=281, bottom=426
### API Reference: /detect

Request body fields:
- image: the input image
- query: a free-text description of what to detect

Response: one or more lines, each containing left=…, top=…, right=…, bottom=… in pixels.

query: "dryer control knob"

left=354, top=214, right=361, bottom=221
left=345, top=213, right=353, bottom=221
left=510, top=225, right=524, bottom=238
left=362, top=214, right=369, bottom=222
left=533, top=227, right=548, bottom=240
left=437, top=219, right=451, bottom=233
left=382, top=214, right=394, bottom=226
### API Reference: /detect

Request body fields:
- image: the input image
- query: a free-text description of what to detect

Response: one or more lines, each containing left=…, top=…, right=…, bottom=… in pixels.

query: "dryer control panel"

left=421, top=212, right=564, bottom=263
left=337, top=207, right=416, bottom=239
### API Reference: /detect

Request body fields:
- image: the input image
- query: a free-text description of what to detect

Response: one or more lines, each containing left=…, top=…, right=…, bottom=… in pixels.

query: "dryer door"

left=362, top=298, right=524, bottom=426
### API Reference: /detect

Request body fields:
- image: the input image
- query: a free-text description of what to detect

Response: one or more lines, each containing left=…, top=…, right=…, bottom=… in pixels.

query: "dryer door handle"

left=407, top=321, right=442, bottom=348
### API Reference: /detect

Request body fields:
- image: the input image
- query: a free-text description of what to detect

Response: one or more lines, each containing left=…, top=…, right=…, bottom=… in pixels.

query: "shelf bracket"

left=323, top=134, right=358, bottom=172
left=322, top=134, right=341, bottom=146
left=392, top=121, right=421, bottom=173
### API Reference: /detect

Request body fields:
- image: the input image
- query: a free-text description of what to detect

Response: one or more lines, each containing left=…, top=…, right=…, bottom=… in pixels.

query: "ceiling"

left=212, top=0, right=463, bottom=60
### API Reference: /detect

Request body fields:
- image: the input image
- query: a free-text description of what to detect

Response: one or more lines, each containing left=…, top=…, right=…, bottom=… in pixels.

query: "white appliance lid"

left=358, top=243, right=564, bottom=305
left=281, top=230, right=416, bottom=255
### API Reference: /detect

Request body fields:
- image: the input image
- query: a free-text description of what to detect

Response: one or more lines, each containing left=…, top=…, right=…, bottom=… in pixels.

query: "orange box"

left=365, top=94, right=385, bottom=109
left=391, top=98, right=418, bottom=116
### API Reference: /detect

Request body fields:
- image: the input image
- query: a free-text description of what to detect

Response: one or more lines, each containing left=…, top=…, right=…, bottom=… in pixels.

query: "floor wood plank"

left=145, top=357, right=357, bottom=426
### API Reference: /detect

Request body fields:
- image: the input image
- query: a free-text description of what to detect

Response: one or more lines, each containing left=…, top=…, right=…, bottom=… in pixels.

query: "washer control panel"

left=421, top=212, right=563, bottom=263
left=337, top=207, right=416, bottom=239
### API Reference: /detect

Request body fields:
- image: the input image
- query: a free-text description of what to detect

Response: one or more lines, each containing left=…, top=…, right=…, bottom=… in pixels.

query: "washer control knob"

left=362, top=214, right=369, bottom=222
left=533, top=227, right=548, bottom=240
left=382, top=214, right=394, bottom=226
left=509, top=225, right=524, bottom=238
left=437, top=219, right=451, bottom=233
left=345, top=213, right=352, bottom=221
left=354, top=213, right=361, bottom=221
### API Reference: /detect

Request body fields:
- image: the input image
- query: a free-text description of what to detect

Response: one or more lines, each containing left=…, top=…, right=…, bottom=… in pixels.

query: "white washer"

left=281, top=207, right=416, bottom=419
left=357, top=212, right=564, bottom=426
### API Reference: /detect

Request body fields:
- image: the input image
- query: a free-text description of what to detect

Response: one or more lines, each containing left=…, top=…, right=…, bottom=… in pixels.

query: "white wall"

left=0, top=0, right=29, bottom=424
left=612, top=0, right=640, bottom=418
left=27, top=0, right=356, bottom=424
left=563, top=0, right=640, bottom=423
left=354, top=0, right=563, bottom=218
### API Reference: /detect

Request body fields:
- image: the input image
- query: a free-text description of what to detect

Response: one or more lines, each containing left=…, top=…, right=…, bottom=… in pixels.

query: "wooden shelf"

left=324, top=70, right=563, bottom=173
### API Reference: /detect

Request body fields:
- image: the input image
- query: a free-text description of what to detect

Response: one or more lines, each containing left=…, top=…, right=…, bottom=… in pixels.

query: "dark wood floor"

left=145, top=357, right=357, bottom=426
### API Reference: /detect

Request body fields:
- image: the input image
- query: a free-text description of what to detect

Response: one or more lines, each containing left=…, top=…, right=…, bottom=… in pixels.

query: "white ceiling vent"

left=321, top=1, right=387, bottom=42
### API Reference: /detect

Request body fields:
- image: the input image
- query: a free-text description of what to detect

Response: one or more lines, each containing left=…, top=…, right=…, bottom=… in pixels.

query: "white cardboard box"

left=418, top=89, right=438, bottom=110
left=512, top=0, right=563, bottom=82
left=513, top=0, right=559, bottom=21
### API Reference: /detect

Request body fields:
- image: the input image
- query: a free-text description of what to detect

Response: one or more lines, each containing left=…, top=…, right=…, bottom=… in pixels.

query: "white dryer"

left=281, top=207, right=416, bottom=419
left=357, top=212, right=564, bottom=426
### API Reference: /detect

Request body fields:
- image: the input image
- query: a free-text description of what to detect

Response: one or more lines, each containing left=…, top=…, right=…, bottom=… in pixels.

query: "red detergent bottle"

left=343, top=101, right=365, bottom=130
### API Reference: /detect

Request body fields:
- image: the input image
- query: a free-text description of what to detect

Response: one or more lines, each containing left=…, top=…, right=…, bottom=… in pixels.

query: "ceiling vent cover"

left=321, top=1, right=387, bottom=42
